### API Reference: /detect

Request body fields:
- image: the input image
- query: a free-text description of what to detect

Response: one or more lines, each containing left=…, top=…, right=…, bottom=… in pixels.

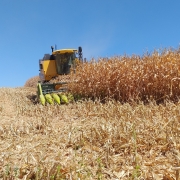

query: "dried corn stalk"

left=69, top=48, right=180, bottom=103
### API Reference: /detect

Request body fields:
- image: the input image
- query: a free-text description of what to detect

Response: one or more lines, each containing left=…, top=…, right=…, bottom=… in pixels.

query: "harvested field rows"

left=0, top=87, right=180, bottom=179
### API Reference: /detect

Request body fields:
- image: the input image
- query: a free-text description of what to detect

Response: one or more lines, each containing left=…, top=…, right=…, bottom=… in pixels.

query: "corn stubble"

left=0, top=48, right=180, bottom=179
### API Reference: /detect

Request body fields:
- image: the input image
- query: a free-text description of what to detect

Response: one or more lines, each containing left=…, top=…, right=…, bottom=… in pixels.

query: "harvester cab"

left=37, top=46, right=83, bottom=105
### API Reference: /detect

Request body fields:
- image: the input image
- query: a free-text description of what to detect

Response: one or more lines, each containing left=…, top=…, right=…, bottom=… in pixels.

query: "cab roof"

left=52, top=49, right=77, bottom=55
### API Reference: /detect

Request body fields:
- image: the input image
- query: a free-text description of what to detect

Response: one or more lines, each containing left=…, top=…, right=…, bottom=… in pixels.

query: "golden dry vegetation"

left=69, top=48, right=180, bottom=104
left=24, top=76, right=40, bottom=88
left=0, top=87, right=180, bottom=179
left=0, top=48, right=180, bottom=179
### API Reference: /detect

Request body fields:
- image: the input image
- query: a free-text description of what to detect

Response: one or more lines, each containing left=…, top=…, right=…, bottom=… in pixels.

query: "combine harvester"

left=37, top=46, right=83, bottom=105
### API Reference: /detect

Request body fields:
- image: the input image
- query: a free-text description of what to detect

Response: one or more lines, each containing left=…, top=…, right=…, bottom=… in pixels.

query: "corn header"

left=37, top=46, right=83, bottom=105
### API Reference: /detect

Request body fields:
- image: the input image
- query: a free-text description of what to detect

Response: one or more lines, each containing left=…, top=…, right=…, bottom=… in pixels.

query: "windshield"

left=55, top=52, right=76, bottom=75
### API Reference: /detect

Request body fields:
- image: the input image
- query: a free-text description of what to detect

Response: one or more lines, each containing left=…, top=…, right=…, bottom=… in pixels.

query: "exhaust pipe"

left=51, top=46, right=54, bottom=52
left=78, top=46, right=83, bottom=62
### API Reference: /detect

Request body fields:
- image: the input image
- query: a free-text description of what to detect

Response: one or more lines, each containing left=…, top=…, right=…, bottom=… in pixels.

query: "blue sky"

left=0, top=0, right=180, bottom=87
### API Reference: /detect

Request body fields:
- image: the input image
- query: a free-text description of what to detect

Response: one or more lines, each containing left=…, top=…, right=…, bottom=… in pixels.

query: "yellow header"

left=52, top=49, right=77, bottom=55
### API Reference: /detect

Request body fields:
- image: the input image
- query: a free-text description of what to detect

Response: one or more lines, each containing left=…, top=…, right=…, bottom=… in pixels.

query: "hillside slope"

left=0, top=87, right=179, bottom=179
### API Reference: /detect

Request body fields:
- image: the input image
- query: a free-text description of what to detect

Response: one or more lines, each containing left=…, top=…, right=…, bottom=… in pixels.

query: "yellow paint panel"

left=43, top=60, right=58, bottom=81
left=52, top=49, right=77, bottom=55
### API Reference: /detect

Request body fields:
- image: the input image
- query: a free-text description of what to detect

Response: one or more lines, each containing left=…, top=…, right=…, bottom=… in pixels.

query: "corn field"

left=69, top=48, right=180, bottom=103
